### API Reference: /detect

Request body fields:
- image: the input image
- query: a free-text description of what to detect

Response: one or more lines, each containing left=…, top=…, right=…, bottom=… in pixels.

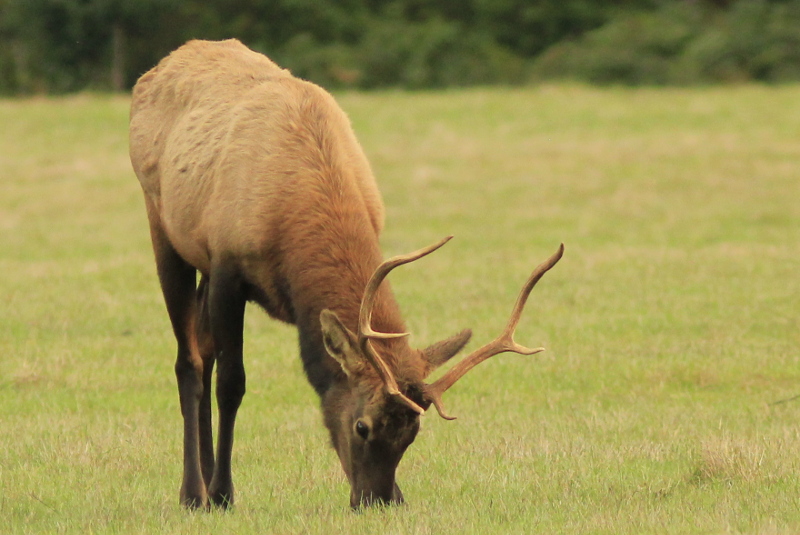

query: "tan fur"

left=130, top=39, right=479, bottom=508
left=130, top=39, right=413, bottom=374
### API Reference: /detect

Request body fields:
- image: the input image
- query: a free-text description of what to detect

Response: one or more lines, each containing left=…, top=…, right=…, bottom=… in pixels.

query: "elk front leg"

left=206, top=263, right=247, bottom=508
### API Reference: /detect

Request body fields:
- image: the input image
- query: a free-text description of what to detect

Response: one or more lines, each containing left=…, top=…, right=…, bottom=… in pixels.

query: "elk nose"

left=351, top=487, right=404, bottom=509
left=351, top=492, right=386, bottom=509
left=391, top=482, right=404, bottom=504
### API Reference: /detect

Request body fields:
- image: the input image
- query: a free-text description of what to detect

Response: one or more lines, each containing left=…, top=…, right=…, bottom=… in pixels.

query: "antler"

left=423, top=243, right=564, bottom=420
left=358, top=236, right=453, bottom=415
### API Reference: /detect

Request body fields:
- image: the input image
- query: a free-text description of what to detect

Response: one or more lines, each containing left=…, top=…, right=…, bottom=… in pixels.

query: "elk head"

left=320, top=237, right=564, bottom=508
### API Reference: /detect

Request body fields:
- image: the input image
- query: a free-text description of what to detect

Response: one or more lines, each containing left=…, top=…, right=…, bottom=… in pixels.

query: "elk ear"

left=320, top=309, right=365, bottom=377
left=422, top=329, right=472, bottom=372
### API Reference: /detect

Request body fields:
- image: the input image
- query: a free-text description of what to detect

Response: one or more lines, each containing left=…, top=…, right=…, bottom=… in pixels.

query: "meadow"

left=1, top=85, right=799, bottom=534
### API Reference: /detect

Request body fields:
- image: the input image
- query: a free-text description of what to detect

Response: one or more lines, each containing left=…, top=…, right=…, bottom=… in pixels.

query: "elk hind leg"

left=196, top=275, right=216, bottom=487
left=148, top=216, right=207, bottom=509
left=206, top=263, right=247, bottom=508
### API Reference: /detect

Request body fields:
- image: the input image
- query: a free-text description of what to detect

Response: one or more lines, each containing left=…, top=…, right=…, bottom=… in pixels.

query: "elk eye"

left=355, top=420, right=369, bottom=439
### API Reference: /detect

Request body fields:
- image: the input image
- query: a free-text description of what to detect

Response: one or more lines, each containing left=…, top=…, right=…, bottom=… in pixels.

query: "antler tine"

left=424, top=243, right=564, bottom=420
left=357, top=235, right=453, bottom=415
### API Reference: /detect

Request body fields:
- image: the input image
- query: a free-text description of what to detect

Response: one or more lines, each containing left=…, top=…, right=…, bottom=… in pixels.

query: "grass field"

left=1, top=85, right=799, bottom=534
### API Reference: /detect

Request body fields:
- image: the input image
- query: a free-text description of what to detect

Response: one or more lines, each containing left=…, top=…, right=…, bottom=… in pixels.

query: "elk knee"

left=215, top=364, right=246, bottom=411
left=175, top=353, right=203, bottom=394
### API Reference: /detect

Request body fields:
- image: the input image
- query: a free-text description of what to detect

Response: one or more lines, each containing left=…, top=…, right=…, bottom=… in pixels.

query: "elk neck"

left=280, top=173, right=415, bottom=397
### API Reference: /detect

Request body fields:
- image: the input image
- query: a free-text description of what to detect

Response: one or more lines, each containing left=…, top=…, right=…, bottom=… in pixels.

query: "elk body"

left=129, top=39, right=563, bottom=509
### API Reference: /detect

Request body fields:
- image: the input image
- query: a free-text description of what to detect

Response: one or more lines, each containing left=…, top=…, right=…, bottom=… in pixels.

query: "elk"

left=129, top=39, right=563, bottom=509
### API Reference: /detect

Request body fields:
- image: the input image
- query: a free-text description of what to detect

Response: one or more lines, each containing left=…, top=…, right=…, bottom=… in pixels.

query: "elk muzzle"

left=350, top=477, right=404, bottom=509
left=345, top=435, right=410, bottom=509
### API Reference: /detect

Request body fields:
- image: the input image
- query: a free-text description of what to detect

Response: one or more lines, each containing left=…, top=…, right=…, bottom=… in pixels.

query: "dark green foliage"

left=2, top=0, right=800, bottom=93
left=681, top=0, right=800, bottom=82
left=1, top=0, right=184, bottom=92
left=354, top=17, right=525, bottom=88
left=0, top=0, right=643, bottom=92
left=531, top=0, right=800, bottom=85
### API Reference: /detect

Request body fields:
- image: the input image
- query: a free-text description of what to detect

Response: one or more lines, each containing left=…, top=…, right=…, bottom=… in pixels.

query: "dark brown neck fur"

left=281, top=173, right=411, bottom=396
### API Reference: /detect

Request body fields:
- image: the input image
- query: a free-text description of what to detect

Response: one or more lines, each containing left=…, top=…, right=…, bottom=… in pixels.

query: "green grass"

left=1, top=85, right=799, bottom=534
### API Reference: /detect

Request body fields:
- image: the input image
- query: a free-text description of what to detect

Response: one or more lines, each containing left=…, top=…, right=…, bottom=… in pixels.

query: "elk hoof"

left=180, top=490, right=209, bottom=510
left=208, top=480, right=234, bottom=509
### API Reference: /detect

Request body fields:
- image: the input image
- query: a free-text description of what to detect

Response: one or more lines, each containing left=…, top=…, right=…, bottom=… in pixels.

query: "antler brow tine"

left=424, top=243, right=564, bottom=420
left=357, top=236, right=453, bottom=414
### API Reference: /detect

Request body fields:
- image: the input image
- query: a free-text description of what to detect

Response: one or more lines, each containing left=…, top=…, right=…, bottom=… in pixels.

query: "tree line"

left=1, top=0, right=799, bottom=94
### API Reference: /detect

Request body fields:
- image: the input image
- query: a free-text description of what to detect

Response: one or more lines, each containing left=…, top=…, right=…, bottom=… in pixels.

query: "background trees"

left=1, top=0, right=799, bottom=94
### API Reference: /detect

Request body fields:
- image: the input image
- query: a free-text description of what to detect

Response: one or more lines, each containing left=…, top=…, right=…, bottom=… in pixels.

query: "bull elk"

left=129, top=39, right=563, bottom=509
